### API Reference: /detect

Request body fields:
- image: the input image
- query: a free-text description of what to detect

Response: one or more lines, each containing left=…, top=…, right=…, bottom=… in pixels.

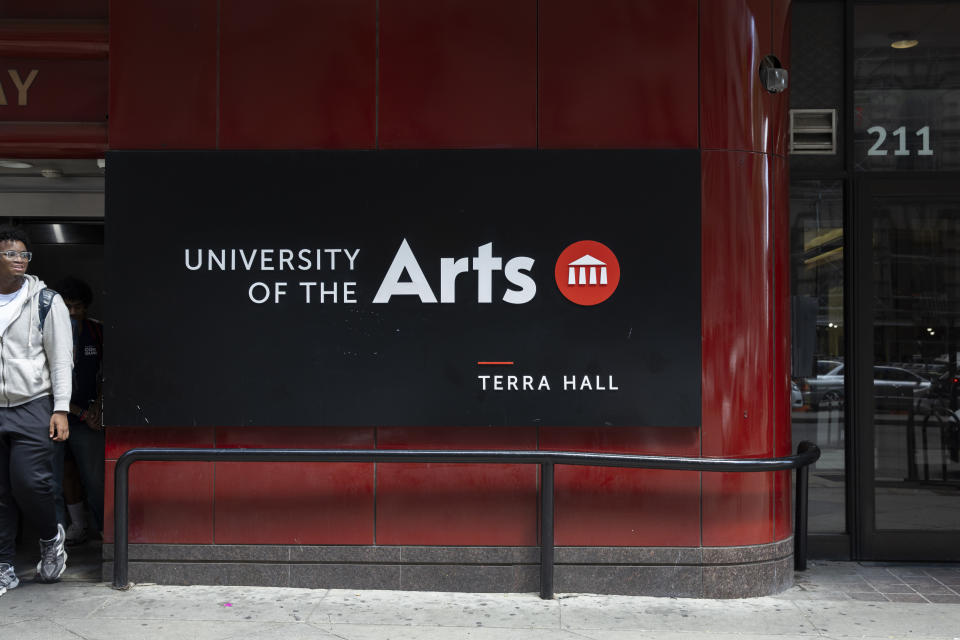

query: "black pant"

left=0, top=396, right=58, bottom=566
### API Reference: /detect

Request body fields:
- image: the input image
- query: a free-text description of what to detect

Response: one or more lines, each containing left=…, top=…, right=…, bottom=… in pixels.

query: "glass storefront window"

left=869, top=190, right=960, bottom=531
left=791, top=180, right=846, bottom=533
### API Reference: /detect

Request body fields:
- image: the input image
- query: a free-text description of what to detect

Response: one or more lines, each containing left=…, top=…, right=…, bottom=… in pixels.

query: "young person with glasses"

left=0, top=226, right=72, bottom=596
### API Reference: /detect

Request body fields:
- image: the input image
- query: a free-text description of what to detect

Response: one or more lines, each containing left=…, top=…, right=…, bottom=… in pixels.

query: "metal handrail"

left=112, top=441, right=820, bottom=598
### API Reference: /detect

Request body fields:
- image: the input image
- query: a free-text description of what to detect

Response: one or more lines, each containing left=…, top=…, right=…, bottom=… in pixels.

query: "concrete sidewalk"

left=2, top=561, right=960, bottom=640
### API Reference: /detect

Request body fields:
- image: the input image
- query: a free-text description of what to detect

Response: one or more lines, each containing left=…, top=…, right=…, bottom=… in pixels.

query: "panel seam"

left=216, top=0, right=221, bottom=149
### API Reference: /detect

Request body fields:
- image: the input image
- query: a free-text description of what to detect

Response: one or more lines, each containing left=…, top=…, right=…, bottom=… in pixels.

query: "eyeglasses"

left=0, top=250, right=31, bottom=261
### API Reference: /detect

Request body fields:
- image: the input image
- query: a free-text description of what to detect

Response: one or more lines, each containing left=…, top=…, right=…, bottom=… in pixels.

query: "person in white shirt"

left=0, top=226, right=73, bottom=596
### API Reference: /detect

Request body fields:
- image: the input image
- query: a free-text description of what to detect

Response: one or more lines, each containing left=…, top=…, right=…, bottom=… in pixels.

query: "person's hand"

left=49, top=411, right=70, bottom=441
left=84, top=403, right=102, bottom=431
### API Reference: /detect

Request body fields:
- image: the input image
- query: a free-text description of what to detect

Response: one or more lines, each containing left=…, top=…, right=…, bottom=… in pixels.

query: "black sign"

left=105, top=150, right=701, bottom=427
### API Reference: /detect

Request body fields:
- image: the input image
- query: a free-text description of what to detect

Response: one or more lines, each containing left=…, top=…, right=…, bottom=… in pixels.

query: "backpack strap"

left=38, top=287, right=57, bottom=332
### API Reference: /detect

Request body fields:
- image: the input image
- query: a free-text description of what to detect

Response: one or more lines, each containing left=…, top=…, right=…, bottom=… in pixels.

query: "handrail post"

left=794, top=443, right=811, bottom=571
left=539, top=461, right=555, bottom=599
left=112, top=453, right=132, bottom=589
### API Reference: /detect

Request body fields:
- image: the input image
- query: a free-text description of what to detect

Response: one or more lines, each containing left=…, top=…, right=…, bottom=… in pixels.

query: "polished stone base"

left=103, top=538, right=793, bottom=598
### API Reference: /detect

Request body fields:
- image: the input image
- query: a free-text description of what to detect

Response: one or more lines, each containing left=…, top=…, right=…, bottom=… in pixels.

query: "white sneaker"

left=0, top=563, right=18, bottom=596
left=36, top=523, right=68, bottom=583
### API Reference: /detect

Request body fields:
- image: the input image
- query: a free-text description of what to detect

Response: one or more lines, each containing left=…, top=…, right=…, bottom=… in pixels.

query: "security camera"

left=759, top=55, right=789, bottom=94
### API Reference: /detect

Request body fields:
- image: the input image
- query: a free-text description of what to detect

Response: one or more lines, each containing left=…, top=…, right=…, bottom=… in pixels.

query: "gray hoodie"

left=0, top=274, right=72, bottom=412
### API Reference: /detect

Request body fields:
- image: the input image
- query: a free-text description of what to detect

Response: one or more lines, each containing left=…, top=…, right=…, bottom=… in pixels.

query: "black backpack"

left=37, top=287, right=57, bottom=331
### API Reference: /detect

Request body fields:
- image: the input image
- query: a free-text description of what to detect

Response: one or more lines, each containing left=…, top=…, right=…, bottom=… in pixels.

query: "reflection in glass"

left=854, top=3, right=960, bottom=171
left=872, top=196, right=960, bottom=530
left=790, top=180, right=846, bottom=533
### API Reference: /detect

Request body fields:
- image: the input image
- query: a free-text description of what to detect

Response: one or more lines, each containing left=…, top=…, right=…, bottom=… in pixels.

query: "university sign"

left=182, top=237, right=616, bottom=308
left=105, top=150, right=701, bottom=427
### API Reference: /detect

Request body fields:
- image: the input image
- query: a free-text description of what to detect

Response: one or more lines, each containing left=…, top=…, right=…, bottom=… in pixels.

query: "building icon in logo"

left=555, top=240, right=620, bottom=306
left=568, top=254, right=608, bottom=286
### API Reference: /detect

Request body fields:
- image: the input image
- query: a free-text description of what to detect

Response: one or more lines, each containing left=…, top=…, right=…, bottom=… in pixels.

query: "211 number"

left=867, top=125, right=934, bottom=156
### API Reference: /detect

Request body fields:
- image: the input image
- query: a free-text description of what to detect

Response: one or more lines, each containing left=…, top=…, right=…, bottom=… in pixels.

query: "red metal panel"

left=105, top=426, right=215, bottom=460
left=772, top=154, right=791, bottom=458
left=700, top=0, right=771, bottom=152
left=104, top=461, right=214, bottom=544
left=541, top=427, right=700, bottom=546
left=774, top=469, right=792, bottom=541
left=378, top=0, right=537, bottom=149
left=0, top=122, right=106, bottom=157
left=702, top=470, right=774, bottom=546
left=701, top=149, right=776, bottom=546
left=0, top=22, right=109, bottom=58
left=219, top=1, right=376, bottom=149
left=375, top=463, right=538, bottom=545
left=539, top=0, right=698, bottom=149
left=378, top=426, right=537, bottom=450
left=540, top=426, right=700, bottom=455
left=701, top=150, right=773, bottom=458
left=0, top=21, right=108, bottom=157
left=772, top=153, right=793, bottom=541
left=109, top=0, right=218, bottom=149
left=104, top=429, right=214, bottom=544
left=0, top=1, right=107, bottom=20
left=0, top=59, right=107, bottom=121
left=555, top=467, right=700, bottom=546
left=770, top=0, right=792, bottom=157
left=375, top=427, right=538, bottom=545
left=214, top=427, right=375, bottom=544
left=215, top=462, right=374, bottom=544
left=215, top=426, right=374, bottom=449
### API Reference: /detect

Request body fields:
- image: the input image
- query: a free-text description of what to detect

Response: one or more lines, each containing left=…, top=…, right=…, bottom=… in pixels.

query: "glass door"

left=855, top=175, right=960, bottom=560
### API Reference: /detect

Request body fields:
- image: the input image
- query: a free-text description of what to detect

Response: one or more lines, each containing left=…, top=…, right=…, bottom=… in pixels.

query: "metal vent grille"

left=790, top=109, right=837, bottom=155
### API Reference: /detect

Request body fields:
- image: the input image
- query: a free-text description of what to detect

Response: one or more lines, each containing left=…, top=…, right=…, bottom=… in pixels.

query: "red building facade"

left=0, top=0, right=793, bottom=597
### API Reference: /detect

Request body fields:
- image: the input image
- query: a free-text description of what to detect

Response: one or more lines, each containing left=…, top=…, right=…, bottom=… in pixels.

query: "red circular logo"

left=554, top=241, right=620, bottom=306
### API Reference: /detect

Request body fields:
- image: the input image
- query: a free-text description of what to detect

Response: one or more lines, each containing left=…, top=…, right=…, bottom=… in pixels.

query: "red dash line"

left=478, top=361, right=514, bottom=365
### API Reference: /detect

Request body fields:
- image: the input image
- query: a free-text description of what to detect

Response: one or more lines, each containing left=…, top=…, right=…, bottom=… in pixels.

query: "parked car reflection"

left=800, top=360, right=844, bottom=409
left=874, top=366, right=932, bottom=410
left=791, top=380, right=803, bottom=408
left=799, top=361, right=931, bottom=410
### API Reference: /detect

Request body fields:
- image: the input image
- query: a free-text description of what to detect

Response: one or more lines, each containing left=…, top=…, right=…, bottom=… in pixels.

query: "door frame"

left=853, top=173, right=960, bottom=560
